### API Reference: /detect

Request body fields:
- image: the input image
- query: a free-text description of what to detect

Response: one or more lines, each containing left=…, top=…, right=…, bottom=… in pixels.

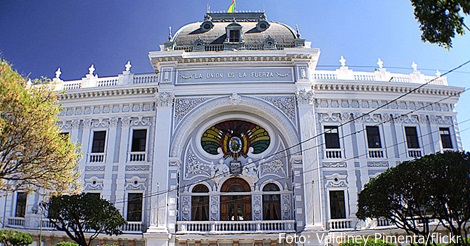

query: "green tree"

left=45, top=193, right=127, bottom=246
left=411, top=0, right=469, bottom=48
left=0, top=60, right=80, bottom=193
left=0, top=229, right=33, bottom=246
left=54, top=242, right=78, bottom=246
left=357, top=151, right=470, bottom=246
left=340, top=238, right=395, bottom=246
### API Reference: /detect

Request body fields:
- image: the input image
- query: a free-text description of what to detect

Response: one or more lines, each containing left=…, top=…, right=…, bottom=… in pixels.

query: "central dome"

left=171, top=12, right=300, bottom=50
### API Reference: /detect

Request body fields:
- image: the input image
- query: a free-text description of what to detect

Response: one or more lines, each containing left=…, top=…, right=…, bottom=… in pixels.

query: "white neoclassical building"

left=0, top=10, right=464, bottom=246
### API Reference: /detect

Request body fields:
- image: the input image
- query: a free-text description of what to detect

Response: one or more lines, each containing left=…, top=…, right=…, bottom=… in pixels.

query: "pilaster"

left=295, top=86, right=324, bottom=231
left=115, top=117, right=132, bottom=213
left=147, top=88, right=175, bottom=237
left=102, top=117, right=118, bottom=200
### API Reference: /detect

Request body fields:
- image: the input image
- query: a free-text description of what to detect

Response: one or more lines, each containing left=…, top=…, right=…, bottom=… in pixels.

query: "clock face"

left=228, top=136, right=242, bottom=154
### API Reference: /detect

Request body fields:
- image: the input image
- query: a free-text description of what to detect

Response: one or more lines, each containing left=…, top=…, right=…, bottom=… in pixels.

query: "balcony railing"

left=328, top=219, right=353, bottom=230
left=368, top=149, right=385, bottom=158
left=121, top=222, right=143, bottom=233
left=325, top=149, right=342, bottom=159
left=41, top=219, right=56, bottom=230
left=88, top=153, right=105, bottom=163
left=408, top=149, right=422, bottom=158
left=176, top=220, right=295, bottom=233
left=128, top=152, right=146, bottom=162
left=7, top=217, right=25, bottom=228
left=376, top=217, right=393, bottom=227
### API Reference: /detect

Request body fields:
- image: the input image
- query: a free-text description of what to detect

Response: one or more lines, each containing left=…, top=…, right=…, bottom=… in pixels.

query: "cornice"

left=313, top=83, right=463, bottom=97
left=149, top=50, right=317, bottom=66
left=58, top=86, right=157, bottom=101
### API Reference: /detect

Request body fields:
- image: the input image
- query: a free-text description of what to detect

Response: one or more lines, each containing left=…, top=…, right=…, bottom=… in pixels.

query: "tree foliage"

left=54, top=242, right=78, bottom=246
left=340, top=238, right=395, bottom=246
left=0, top=60, right=80, bottom=193
left=0, top=229, right=33, bottom=246
left=45, top=193, right=127, bottom=246
left=357, top=151, right=470, bottom=246
left=411, top=0, right=470, bottom=48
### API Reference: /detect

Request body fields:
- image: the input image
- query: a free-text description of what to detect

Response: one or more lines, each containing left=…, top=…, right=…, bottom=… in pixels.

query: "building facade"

left=0, top=11, right=464, bottom=246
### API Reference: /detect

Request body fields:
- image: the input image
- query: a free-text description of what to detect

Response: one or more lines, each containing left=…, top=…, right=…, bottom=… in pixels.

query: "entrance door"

left=220, top=178, right=252, bottom=221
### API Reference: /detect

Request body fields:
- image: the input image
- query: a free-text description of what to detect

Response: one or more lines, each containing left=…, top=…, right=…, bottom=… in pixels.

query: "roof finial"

left=206, top=4, right=210, bottom=13
left=88, top=64, right=95, bottom=75
left=125, top=61, right=132, bottom=72
left=411, top=61, right=418, bottom=72
left=168, top=26, right=173, bottom=41
left=436, top=69, right=441, bottom=77
left=377, top=58, right=384, bottom=69
left=55, top=67, right=62, bottom=79
left=295, top=24, right=301, bottom=39
left=339, top=56, right=346, bottom=67
left=262, top=3, right=265, bottom=12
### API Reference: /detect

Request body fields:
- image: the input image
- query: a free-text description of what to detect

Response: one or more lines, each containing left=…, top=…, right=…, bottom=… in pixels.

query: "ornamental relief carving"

left=84, top=176, right=103, bottom=190
left=367, top=161, right=389, bottom=168
left=260, top=158, right=287, bottom=177
left=180, top=196, right=191, bottom=221
left=184, top=147, right=213, bottom=179
left=260, top=96, right=297, bottom=124
left=59, top=103, right=155, bottom=117
left=174, top=97, right=209, bottom=125
left=210, top=196, right=219, bottom=221
left=322, top=162, right=347, bottom=168
left=393, top=114, right=419, bottom=124
left=282, top=194, right=292, bottom=220
left=324, top=173, right=348, bottom=188
left=429, top=115, right=453, bottom=125
left=155, top=92, right=175, bottom=107
left=315, top=99, right=452, bottom=113
left=131, top=117, right=153, bottom=126
left=57, top=121, right=72, bottom=130
left=171, top=96, right=300, bottom=158
left=296, top=89, right=315, bottom=105
left=252, top=195, right=262, bottom=220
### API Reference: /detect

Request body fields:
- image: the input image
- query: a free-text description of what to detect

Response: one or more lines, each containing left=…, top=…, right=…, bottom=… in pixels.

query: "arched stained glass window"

left=201, top=120, right=270, bottom=160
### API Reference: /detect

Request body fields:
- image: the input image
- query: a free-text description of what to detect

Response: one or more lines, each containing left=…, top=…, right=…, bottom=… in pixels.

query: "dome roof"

left=172, top=12, right=299, bottom=47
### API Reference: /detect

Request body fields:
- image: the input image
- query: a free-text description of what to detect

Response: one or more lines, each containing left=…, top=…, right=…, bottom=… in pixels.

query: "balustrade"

left=328, top=219, right=353, bottom=230
left=88, top=153, right=105, bottom=163
left=176, top=220, right=295, bottom=233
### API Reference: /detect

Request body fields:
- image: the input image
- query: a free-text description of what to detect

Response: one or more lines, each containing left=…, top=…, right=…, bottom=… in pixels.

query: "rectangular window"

left=329, top=190, right=346, bottom=219
left=229, top=30, right=240, bottom=42
left=127, top=193, right=143, bottom=222
left=324, top=126, right=340, bottom=149
left=405, top=127, right=420, bottom=148
left=15, top=192, right=27, bottom=218
left=366, top=126, right=382, bottom=148
left=439, top=128, right=453, bottom=149
left=131, top=129, right=147, bottom=152
left=91, top=131, right=106, bottom=153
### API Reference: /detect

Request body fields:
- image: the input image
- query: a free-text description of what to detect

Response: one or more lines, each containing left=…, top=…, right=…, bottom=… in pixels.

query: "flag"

left=227, top=0, right=236, bottom=13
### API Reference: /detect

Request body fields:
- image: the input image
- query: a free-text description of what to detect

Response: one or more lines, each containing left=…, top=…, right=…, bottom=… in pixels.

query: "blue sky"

left=0, top=0, right=469, bottom=150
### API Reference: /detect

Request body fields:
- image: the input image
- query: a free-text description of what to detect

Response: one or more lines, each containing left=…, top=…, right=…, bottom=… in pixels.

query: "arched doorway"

left=220, top=178, right=252, bottom=221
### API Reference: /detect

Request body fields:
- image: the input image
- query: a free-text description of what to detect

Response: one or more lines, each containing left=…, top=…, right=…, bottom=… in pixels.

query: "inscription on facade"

left=177, top=68, right=294, bottom=84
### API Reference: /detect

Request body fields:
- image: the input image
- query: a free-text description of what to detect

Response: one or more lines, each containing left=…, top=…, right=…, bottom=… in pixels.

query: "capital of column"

left=296, top=88, right=315, bottom=105
left=155, top=92, right=175, bottom=108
